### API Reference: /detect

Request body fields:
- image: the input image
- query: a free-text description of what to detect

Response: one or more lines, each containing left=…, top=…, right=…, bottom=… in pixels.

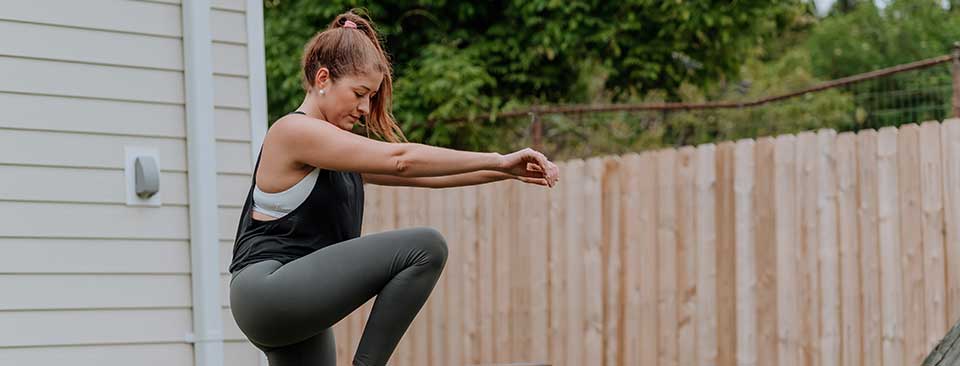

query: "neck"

left=297, top=92, right=329, bottom=121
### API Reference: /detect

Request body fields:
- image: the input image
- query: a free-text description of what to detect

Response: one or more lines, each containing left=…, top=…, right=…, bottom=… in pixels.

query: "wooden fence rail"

left=331, top=118, right=960, bottom=366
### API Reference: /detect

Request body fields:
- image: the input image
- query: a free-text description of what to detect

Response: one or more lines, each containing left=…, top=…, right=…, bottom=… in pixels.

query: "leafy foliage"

left=263, top=0, right=803, bottom=150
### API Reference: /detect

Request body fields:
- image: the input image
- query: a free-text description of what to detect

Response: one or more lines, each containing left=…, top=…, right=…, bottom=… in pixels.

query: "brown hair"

left=300, top=9, right=406, bottom=143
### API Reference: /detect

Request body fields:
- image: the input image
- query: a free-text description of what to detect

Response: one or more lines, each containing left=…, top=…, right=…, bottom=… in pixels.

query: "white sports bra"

left=252, top=167, right=319, bottom=218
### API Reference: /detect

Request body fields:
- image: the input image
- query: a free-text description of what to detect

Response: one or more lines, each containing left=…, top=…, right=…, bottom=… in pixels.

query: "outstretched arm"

left=362, top=169, right=548, bottom=188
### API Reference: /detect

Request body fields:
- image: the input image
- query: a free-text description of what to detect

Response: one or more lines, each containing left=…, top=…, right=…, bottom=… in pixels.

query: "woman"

left=228, top=10, right=560, bottom=366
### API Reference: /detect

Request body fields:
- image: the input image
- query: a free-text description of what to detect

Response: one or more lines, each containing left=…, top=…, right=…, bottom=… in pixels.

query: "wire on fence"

left=436, top=44, right=960, bottom=161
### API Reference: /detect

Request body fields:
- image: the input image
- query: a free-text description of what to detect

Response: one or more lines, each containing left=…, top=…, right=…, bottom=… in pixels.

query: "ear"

left=313, top=67, right=330, bottom=90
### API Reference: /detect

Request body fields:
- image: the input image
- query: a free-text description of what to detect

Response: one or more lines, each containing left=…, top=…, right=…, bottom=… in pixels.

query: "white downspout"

left=247, top=0, right=269, bottom=162
left=182, top=1, right=224, bottom=366
left=245, top=1, right=270, bottom=365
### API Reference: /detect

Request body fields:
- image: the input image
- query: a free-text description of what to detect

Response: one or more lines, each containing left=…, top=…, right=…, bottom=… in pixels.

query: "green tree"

left=805, top=0, right=960, bottom=129
left=263, top=0, right=804, bottom=150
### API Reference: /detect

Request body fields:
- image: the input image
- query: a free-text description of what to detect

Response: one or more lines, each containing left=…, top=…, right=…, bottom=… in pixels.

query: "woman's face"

left=314, top=68, right=383, bottom=131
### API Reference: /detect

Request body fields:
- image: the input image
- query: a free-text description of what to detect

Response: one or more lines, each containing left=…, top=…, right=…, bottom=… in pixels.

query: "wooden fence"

left=331, top=118, right=960, bottom=366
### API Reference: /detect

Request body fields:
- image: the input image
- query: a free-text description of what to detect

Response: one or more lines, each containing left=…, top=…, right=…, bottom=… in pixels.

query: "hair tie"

left=343, top=20, right=358, bottom=29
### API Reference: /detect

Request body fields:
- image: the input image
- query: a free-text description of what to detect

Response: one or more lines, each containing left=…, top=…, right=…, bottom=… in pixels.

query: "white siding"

left=0, top=0, right=263, bottom=364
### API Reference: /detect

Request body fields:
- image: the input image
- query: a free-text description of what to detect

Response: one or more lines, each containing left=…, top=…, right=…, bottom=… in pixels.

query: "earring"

left=319, top=89, right=326, bottom=95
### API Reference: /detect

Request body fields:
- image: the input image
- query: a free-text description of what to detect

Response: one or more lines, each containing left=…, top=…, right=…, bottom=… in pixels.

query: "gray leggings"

left=229, top=227, right=448, bottom=366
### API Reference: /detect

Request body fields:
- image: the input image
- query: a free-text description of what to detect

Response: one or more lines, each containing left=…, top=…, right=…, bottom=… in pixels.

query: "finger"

left=518, top=176, right=546, bottom=185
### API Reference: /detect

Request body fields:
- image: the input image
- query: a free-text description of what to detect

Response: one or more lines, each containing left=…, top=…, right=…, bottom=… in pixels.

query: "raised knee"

left=414, top=227, right=448, bottom=267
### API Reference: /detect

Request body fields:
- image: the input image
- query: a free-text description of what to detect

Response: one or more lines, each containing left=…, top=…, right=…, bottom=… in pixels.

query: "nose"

left=358, top=96, right=371, bottom=116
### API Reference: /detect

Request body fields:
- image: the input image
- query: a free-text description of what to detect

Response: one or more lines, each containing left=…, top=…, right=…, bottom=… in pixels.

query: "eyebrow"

left=356, top=86, right=379, bottom=95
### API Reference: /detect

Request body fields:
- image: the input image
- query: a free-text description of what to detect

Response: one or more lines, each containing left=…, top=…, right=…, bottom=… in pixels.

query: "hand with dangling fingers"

left=495, top=147, right=560, bottom=188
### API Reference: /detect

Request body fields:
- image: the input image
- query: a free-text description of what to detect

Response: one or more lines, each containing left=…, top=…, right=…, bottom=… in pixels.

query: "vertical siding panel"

left=754, top=138, right=778, bottom=366
left=638, top=152, right=660, bottom=366
left=774, top=135, right=801, bottom=366
left=658, top=149, right=679, bottom=366
left=943, top=119, right=960, bottom=325
left=602, top=157, right=624, bottom=366
left=621, top=154, right=642, bottom=366
left=563, top=160, right=586, bottom=365
left=716, top=142, right=737, bottom=366
left=734, top=139, right=757, bottom=366
left=817, top=130, right=840, bottom=366
left=584, top=157, right=604, bottom=366
left=919, top=121, right=948, bottom=352
left=897, top=124, right=927, bottom=366
left=675, top=147, right=698, bottom=366
left=857, top=130, right=883, bottom=366
left=836, top=132, right=862, bottom=366
left=796, top=132, right=820, bottom=366
left=696, top=144, right=719, bottom=366
left=877, top=127, right=905, bottom=366
left=477, top=183, right=496, bottom=364
left=429, top=188, right=447, bottom=366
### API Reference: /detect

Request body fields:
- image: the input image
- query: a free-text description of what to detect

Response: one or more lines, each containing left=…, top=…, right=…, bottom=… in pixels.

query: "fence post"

left=953, top=42, right=960, bottom=118
left=529, top=108, right=543, bottom=151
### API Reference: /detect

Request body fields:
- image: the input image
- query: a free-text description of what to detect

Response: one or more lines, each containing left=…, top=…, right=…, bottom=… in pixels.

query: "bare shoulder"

left=270, top=113, right=335, bottom=141
left=267, top=114, right=340, bottom=156
left=263, top=113, right=402, bottom=174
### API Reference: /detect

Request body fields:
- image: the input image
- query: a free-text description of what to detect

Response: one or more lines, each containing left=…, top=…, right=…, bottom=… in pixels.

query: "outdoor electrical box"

left=124, top=146, right=161, bottom=206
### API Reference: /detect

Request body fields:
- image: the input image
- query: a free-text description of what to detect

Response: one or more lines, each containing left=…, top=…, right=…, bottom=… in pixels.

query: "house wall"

left=0, top=1, right=265, bottom=364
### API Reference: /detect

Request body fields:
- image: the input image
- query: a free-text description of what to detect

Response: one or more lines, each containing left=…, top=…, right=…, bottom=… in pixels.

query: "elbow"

left=392, top=144, right=414, bottom=177
left=394, top=156, right=411, bottom=176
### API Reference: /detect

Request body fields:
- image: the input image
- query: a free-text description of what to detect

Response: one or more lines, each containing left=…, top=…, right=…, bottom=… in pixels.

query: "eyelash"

left=355, top=92, right=376, bottom=98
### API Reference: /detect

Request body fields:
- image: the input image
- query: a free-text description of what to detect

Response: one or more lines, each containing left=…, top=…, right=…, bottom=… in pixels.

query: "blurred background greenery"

left=263, top=0, right=960, bottom=159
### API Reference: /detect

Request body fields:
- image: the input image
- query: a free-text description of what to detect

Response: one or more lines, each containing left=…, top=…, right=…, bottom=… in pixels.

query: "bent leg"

left=230, top=226, right=448, bottom=366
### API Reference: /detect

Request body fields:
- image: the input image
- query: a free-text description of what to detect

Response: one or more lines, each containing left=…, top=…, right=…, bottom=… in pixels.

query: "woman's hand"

left=496, top=148, right=560, bottom=187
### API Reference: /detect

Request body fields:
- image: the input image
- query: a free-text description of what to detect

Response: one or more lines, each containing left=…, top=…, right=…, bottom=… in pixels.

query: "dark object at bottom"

left=922, top=317, right=960, bottom=366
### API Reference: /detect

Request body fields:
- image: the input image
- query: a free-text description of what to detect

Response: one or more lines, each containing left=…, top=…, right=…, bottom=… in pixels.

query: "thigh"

left=260, top=328, right=336, bottom=366
left=230, top=227, right=444, bottom=347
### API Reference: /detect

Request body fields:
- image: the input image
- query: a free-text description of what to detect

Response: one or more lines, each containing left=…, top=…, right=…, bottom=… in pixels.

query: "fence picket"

left=548, top=160, right=568, bottom=366
left=696, top=144, right=719, bottom=366
left=734, top=139, right=757, bottom=366
left=817, top=129, right=841, bottom=366
left=584, top=157, right=605, bottom=366
left=836, top=132, right=862, bottom=366
left=919, top=121, right=948, bottom=352
left=716, top=142, right=737, bottom=366
left=857, top=129, right=883, bottom=366
left=658, top=149, right=679, bottom=366
left=754, top=137, right=778, bottom=366
left=602, top=157, right=623, bottom=366
left=774, top=135, right=801, bottom=366
left=563, top=160, right=586, bottom=366
left=638, top=152, right=659, bottom=366
left=878, top=126, right=906, bottom=366
left=675, top=147, right=697, bottom=366
left=940, top=118, right=960, bottom=325
left=621, top=154, right=643, bottom=366
left=898, top=124, right=928, bottom=366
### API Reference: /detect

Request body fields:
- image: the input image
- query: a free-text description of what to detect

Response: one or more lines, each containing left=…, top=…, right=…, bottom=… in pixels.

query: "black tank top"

left=229, top=111, right=364, bottom=274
